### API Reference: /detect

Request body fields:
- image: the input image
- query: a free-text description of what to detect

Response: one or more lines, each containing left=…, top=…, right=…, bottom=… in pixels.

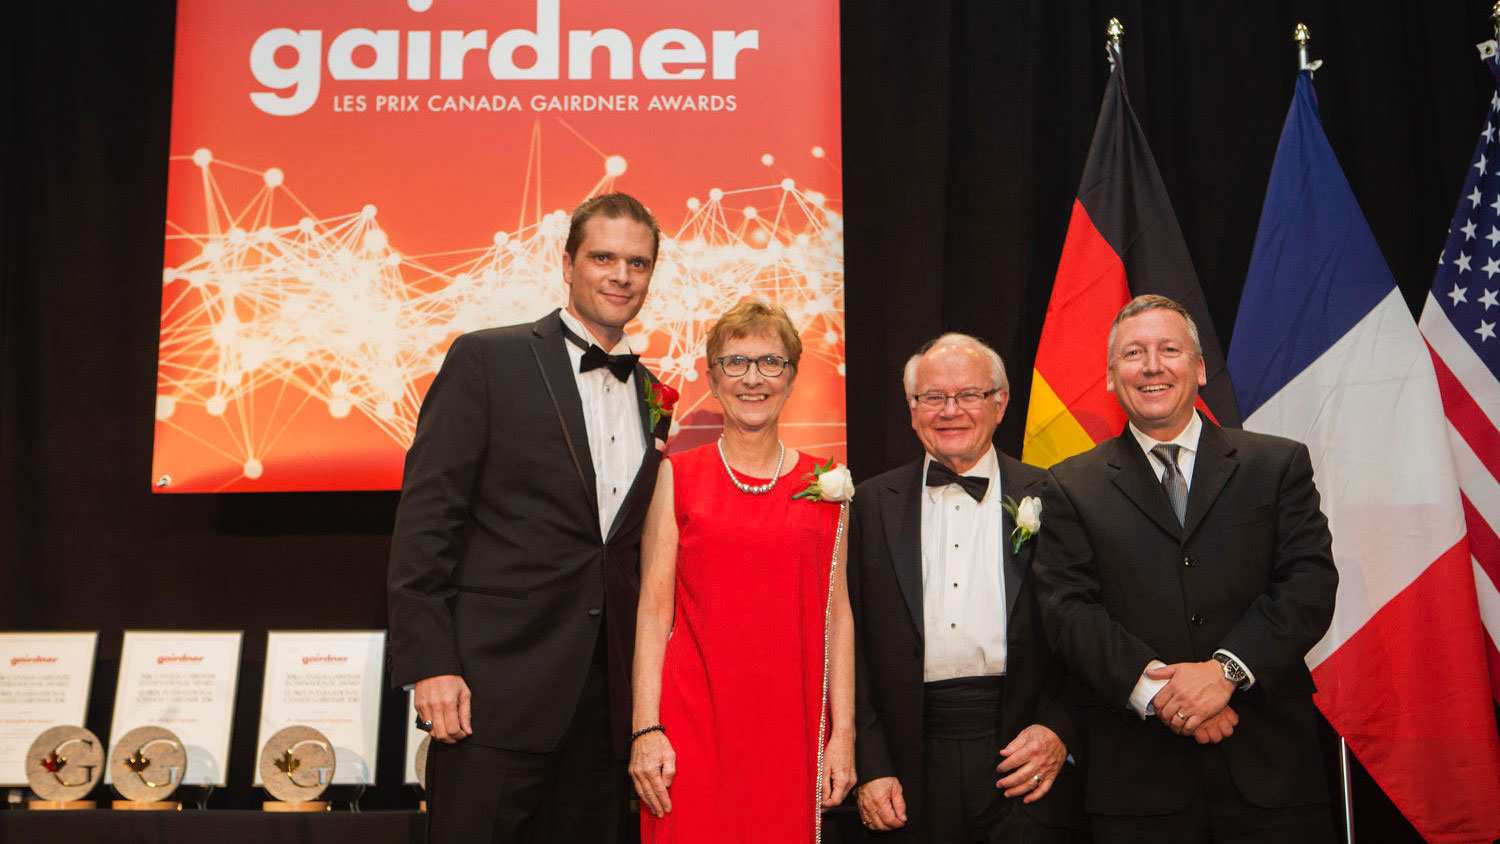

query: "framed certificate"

left=256, top=631, right=385, bottom=785
left=107, top=630, right=242, bottom=786
left=0, top=632, right=98, bottom=786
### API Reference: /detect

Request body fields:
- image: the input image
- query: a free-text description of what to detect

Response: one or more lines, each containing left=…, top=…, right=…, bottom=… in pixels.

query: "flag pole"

left=1295, top=23, right=1311, bottom=72
left=1107, top=16, right=1123, bottom=56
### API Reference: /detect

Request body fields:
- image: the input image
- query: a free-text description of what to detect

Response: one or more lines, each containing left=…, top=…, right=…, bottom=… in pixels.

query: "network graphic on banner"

left=151, top=0, right=844, bottom=492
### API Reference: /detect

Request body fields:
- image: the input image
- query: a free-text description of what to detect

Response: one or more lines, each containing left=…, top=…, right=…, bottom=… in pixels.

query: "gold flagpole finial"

left=1295, top=23, right=1311, bottom=71
left=1107, top=17, right=1124, bottom=51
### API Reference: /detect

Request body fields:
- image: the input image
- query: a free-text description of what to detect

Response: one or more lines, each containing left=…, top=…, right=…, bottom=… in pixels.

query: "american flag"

left=1419, top=40, right=1500, bottom=705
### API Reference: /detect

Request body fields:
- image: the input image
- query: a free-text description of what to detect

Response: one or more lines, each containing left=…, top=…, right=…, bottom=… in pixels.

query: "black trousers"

left=426, top=663, right=624, bottom=844
left=913, top=677, right=1071, bottom=844
left=1089, top=744, right=1335, bottom=844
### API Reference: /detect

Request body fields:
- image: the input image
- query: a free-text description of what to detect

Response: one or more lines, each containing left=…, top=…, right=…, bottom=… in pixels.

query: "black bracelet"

left=631, top=724, right=665, bottom=742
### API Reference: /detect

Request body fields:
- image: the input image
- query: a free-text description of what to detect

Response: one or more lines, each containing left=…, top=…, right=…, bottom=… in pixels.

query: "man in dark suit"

left=1035, top=294, right=1338, bottom=843
left=850, top=333, right=1081, bottom=843
left=388, top=193, right=670, bottom=843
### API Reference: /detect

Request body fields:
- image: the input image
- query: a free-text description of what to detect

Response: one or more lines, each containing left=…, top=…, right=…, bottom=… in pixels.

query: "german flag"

left=1023, top=43, right=1240, bottom=467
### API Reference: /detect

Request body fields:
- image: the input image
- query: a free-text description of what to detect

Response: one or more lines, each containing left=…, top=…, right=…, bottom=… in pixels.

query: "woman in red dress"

left=630, top=300, right=856, bottom=842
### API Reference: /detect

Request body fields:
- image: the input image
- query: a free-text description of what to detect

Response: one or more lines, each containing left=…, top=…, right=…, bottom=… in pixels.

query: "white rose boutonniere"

left=792, top=458, right=855, bottom=503
left=1002, top=494, right=1042, bottom=554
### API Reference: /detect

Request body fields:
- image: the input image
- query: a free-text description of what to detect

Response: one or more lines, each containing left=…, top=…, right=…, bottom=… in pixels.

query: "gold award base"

left=263, top=800, right=330, bottom=812
left=112, top=800, right=182, bottom=811
left=28, top=800, right=97, bottom=810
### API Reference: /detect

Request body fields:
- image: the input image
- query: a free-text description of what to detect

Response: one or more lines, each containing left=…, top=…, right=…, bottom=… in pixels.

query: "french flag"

left=1227, top=68, right=1500, bottom=842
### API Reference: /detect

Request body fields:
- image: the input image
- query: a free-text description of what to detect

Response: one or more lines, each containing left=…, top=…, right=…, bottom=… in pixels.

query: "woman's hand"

left=821, top=726, right=857, bottom=807
left=628, top=730, right=676, bottom=818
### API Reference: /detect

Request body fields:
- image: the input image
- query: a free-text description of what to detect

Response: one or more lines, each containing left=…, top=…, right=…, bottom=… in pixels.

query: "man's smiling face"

left=1106, top=307, right=1206, bottom=440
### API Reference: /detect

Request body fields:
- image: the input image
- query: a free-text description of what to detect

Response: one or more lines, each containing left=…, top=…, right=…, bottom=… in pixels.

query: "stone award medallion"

left=414, top=735, right=431, bottom=791
left=258, top=725, right=335, bottom=804
left=108, top=726, right=186, bottom=802
left=26, top=726, right=104, bottom=803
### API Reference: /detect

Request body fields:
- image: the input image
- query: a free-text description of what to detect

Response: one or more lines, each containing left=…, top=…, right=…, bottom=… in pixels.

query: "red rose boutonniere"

left=646, top=381, right=679, bottom=441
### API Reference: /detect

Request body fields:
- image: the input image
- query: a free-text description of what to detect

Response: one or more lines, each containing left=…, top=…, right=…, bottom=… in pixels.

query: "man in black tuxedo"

left=850, top=334, right=1081, bottom=843
left=388, top=193, right=670, bottom=843
left=1035, top=295, right=1338, bottom=843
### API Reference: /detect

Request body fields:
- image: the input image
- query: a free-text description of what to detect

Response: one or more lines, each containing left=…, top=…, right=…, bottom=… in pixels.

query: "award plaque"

left=256, top=631, right=384, bottom=786
left=258, top=725, right=335, bottom=811
left=0, top=632, right=98, bottom=786
left=414, top=735, right=431, bottom=811
left=107, top=630, right=242, bottom=787
left=25, top=726, right=103, bottom=808
left=108, top=725, right=186, bottom=808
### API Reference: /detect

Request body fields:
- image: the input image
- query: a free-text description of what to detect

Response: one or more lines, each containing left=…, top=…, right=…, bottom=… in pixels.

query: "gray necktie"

left=1152, top=444, right=1187, bottom=525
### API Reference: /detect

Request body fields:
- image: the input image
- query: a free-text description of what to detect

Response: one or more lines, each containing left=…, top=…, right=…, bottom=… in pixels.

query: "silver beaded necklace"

left=717, top=437, right=785, bottom=495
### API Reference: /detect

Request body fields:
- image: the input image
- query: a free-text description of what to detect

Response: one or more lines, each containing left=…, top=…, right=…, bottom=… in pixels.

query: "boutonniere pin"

left=1001, top=495, right=1041, bottom=553
left=645, top=381, right=679, bottom=440
left=792, top=458, right=855, bottom=503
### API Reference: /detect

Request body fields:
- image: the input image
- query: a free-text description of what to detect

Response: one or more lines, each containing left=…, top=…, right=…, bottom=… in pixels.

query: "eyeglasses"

left=911, top=388, right=1002, bottom=409
left=713, top=354, right=794, bottom=377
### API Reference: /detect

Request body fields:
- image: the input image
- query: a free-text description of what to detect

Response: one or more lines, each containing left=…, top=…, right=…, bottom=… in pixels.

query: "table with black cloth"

left=0, top=808, right=428, bottom=844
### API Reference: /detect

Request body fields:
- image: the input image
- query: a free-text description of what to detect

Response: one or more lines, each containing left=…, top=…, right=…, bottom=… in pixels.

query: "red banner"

left=153, top=0, right=844, bottom=492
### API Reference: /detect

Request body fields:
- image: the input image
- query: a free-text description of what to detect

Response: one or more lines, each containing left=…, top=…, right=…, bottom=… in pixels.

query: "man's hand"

left=628, top=731, right=676, bottom=818
left=413, top=674, right=472, bottom=743
left=856, top=776, right=908, bottom=831
left=1148, top=661, right=1234, bottom=736
left=996, top=724, right=1066, bottom=803
left=1191, top=704, right=1239, bottom=744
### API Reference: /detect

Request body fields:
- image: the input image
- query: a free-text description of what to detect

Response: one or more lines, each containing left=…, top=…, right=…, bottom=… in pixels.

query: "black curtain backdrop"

left=4, top=1, right=1498, bottom=837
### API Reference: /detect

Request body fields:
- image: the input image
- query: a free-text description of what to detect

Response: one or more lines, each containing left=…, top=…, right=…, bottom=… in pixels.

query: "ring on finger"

left=1031, top=773, right=1041, bottom=785
left=1175, top=710, right=1189, bottom=721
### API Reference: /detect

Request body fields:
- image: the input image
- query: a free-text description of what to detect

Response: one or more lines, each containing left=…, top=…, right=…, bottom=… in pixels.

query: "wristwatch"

left=1213, top=652, right=1250, bottom=689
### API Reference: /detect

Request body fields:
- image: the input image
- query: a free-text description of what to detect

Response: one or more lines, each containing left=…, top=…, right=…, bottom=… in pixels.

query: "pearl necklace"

left=717, top=437, right=785, bottom=495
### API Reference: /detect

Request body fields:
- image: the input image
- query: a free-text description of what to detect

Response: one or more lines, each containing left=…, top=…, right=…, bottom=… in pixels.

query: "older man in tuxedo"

left=1035, top=294, right=1338, bottom=843
left=388, top=193, right=670, bottom=843
left=850, top=333, right=1081, bottom=843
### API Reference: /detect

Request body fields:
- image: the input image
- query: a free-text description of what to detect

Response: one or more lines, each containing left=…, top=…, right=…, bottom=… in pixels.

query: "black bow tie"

left=580, top=344, right=638, bottom=382
left=925, top=462, right=989, bottom=502
left=560, top=321, right=638, bottom=382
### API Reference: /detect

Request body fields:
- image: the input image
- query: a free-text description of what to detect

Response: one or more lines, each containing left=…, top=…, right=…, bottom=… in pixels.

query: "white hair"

left=902, top=332, right=1009, bottom=398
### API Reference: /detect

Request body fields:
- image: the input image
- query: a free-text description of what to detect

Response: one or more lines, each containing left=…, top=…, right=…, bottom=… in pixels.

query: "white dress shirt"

left=920, top=447, right=1009, bottom=682
left=559, top=309, right=648, bottom=539
left=1123, top=413, right=1256, bottom=717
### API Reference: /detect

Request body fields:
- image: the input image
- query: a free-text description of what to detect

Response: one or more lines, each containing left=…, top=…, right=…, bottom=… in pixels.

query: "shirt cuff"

left=1128, top=660, right=1169, bottom=719
left=1213, top=648, right=1256, bottom=690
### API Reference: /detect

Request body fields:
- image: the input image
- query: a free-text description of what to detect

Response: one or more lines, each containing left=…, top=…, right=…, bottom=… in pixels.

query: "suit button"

left=588, top=608, right=601, bottom=617
left=1190, top=613, right=1204, bottom=626
left=1183, top=555, right=1196, bottom=568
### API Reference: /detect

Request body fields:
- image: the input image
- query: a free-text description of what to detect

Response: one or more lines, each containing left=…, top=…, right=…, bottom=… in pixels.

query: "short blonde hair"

left=706, top=300, right=802, bottom=367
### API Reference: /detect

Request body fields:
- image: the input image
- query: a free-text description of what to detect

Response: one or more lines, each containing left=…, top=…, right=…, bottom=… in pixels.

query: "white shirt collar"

left=921, top=447, right=1000, bottom=504
left=559, top=308, right=634, bottom=355
left=1128, top=411, right=1203, bottom=459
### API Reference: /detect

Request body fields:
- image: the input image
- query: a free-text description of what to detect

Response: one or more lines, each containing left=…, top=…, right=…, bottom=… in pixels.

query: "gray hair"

left=902, top=333, right=1009, bottom=399
left=1107, top=294, right=1203, bottom=362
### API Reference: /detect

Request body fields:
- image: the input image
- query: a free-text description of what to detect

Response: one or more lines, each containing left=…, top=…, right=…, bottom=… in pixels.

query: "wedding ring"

left=416, top=715, right=434, bottom=732
left=1031, top=774, right=1041, bottom=785
left=1175, top=711, right=1188, bottom=721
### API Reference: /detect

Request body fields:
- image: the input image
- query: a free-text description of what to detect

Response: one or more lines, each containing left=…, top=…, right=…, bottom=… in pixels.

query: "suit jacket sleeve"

left=1216, top=441, right=1337, bottom=695
left=387, top=332, right=489, bottom=687
left=850, top=489, right=897, bottom=783
left=1033, top=471, right=1160, bottom=709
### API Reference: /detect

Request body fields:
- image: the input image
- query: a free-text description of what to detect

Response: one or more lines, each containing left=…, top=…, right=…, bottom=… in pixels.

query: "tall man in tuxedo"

left=388, top=193, right=670, bottom=843
left=850, top=334, right=1081, bottom=842
left=1035, top=295, right=1338, bottom=843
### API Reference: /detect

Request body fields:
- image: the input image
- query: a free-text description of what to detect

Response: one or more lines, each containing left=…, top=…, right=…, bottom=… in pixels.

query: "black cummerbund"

left=922, top=675, right=1005, bottom=740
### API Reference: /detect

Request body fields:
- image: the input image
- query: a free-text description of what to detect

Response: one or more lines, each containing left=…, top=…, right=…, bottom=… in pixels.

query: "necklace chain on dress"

left=717, top=437, right=785, bottom=495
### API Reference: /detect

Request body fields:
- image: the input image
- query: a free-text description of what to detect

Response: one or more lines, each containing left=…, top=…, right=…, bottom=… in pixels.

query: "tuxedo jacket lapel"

left=530, top=312, right=600, bottom=532
left=998, top=456, right=1025, bottom=617
left=1182, top=416, right=1238, bottom=540
left=881, top=461, right=925, bottom=639
left=1106, top=435, right=1183, bottom=541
